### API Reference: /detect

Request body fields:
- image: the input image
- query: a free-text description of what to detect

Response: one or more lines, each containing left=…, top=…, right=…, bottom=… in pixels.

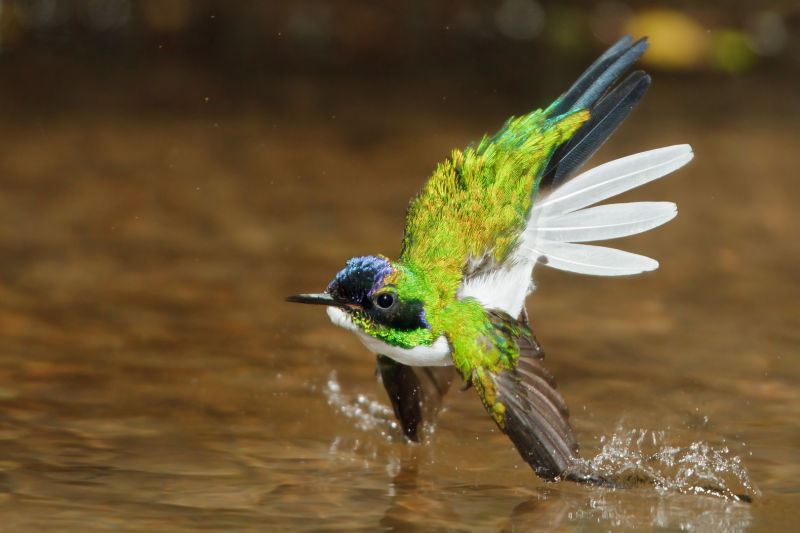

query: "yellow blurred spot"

left=711, top=30, right=757, bottom=74
left=625, top=9, right=710, bottom=70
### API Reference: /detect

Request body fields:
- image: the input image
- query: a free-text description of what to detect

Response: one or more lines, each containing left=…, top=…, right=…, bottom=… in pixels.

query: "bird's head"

left=287, top=255, right=436, bottom=348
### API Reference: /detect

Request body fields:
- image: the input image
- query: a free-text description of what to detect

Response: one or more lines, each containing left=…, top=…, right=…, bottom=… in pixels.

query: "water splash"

left=584, top=427, right=757, bottom=502
left=323, top=371, right=399, bottom=439
left=322, top=375, right=757, bottom=503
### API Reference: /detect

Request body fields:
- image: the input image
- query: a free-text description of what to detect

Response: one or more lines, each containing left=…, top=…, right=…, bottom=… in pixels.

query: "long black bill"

left=285, top=293, right=347, bottom=307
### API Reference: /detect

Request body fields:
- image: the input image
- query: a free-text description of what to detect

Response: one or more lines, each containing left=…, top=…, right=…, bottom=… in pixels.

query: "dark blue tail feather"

left=541, top=36, right=650, bottom=190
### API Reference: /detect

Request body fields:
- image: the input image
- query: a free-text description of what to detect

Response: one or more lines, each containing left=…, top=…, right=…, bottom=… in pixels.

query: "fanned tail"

left=525, top=145, right=693, bottom=276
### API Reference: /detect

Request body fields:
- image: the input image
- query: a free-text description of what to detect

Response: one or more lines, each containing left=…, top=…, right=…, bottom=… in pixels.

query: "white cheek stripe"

left=326, top=307, right=453, bottom=367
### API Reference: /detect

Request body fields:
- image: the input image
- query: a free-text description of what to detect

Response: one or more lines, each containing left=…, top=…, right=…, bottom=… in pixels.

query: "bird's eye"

left=376, top=293, right=394, bottom=309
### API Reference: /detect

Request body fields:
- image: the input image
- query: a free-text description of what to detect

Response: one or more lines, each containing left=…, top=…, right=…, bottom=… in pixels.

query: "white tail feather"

left=532, top=144, right=693, bottom=218
left=527, top=242, right=659, bottom=276
left=533, top=201, right=677, bottom=243
left=521, top=144, right=692, bottom=277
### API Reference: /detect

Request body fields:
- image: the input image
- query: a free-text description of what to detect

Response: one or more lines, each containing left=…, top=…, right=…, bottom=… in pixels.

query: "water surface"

left=0, top=70, right=798, bottom=531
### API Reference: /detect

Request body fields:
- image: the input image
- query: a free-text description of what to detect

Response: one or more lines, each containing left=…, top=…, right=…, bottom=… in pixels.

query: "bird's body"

left=288, top=36, right=693, bottom=484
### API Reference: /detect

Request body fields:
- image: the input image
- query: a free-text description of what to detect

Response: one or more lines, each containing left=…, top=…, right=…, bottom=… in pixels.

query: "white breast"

left=456, top=259, right=535, bottom=318
left=326, top=307, right=452, bottom=366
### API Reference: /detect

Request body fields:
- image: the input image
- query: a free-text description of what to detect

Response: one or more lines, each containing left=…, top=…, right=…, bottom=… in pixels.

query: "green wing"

left=398, top=109, right=588, bottom=296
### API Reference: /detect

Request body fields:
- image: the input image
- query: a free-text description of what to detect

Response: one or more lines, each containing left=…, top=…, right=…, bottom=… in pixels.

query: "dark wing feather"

left=540, top=36, right=650, bottom=190
left=377, top=355, right=456, bottom=441
left=472, top=315, right=606, bottom=484
left=488, top=337, right=579, bottom=479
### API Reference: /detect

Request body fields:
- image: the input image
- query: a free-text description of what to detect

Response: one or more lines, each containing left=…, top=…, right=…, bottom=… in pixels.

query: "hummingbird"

left=288, top=36, right=693, bottom=485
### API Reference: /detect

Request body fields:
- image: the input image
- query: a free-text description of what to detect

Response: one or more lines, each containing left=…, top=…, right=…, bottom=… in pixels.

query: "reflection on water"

left=507, top=486, right=754, bottom=532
